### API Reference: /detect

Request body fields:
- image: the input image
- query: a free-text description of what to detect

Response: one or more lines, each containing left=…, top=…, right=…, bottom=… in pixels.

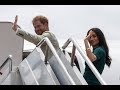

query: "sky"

left=0, top=5, right=120, bottom=49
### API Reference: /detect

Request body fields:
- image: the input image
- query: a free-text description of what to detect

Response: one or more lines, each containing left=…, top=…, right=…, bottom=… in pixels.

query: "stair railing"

left=62, top=37, right=107, bottom=85
left=36, top=37, right=76, bottom=85
left=0, top=55, right=12, bottom=84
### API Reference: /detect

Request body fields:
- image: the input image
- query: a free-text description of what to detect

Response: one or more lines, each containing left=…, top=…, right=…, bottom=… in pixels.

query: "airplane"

left=0, top=22, right=120, bottom=85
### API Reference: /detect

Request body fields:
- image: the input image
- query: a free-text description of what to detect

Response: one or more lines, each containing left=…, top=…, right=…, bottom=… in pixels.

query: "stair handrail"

left=0, top=55, right=12, bottom=84
left=62, top=37, right=107, bottom=85
left=0, top=55, right=12, bottom=75
left=36, top=37, right=76, bottom=85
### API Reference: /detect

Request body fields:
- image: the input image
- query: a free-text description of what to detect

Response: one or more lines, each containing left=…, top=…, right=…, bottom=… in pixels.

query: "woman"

left=83, top=28, right=112, bottom=85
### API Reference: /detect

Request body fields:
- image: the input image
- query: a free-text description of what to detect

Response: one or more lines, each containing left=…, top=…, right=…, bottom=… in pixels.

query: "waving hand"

left=12, top=15, right=18, bottom=32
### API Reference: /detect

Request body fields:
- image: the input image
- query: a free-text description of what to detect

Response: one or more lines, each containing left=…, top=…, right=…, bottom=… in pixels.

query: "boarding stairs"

left=0, top=37, right=107, bottom=85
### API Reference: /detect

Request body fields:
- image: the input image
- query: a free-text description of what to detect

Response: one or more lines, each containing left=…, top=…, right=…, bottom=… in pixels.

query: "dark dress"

left=83, top=46, right=106, bottom=85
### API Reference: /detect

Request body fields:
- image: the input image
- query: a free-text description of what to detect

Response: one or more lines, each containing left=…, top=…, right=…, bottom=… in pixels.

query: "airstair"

left=0, top=22, right=106, bottom=85
left=0, top=37, right=107, bottom=85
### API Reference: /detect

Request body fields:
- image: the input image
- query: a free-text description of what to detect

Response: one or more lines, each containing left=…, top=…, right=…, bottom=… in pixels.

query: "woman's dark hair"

left=87, top=28, right=112, bottom=67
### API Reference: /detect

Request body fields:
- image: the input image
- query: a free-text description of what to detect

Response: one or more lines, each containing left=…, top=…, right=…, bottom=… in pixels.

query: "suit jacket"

left=16, top=28, right=60, bottom=61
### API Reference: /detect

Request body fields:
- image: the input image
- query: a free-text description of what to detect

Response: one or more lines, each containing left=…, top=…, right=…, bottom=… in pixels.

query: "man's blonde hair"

left=32, top=15, right=48, bottom=25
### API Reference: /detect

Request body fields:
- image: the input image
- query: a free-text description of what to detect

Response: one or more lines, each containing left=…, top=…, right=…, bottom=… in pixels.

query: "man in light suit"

left=12, top=15, right=60, bottom=62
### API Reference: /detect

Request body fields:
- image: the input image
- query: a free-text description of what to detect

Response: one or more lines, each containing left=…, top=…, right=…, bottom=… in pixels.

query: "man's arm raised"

left=12, top=15, right=18, bottom=32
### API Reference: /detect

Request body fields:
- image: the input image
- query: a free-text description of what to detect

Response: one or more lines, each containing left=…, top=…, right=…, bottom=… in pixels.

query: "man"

left=12, top=15, right=60, bottom=61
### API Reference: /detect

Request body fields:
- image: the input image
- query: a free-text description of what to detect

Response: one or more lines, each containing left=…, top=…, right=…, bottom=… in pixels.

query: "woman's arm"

left=84, top=33, right=96, bottom=62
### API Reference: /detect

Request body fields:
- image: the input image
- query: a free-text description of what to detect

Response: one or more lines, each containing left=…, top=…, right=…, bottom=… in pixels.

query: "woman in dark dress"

left=83, top=28, right=112, bottom=85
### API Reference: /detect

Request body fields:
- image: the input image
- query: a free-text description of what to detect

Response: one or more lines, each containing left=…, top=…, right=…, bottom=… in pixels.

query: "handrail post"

left=62, top=39, right=71, bottom=49
left=71, top=45, right=76, bottom=66
left=44, top=45, right=49, bottom=64
left=9, top=55, right=12, bottom=73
